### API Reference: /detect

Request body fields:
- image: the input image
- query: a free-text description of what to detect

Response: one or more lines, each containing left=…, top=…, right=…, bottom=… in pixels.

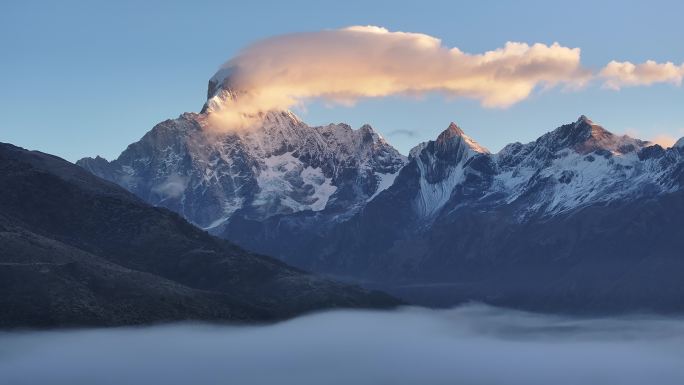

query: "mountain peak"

left=575, top=115, right=594, bottom=125
left=436, top=122, right=488, bottom=154
left=542, top=116, right=646, bottom=154
left=202, top=66, right=254, bottom=114
left=437, top=122, right=465, bottom=140
left=573, top=114, right=607, bottom=135
left=546, top=116, right=609, bottom=148
left=207, top=66, right=237, bottom=100
left=359, top=123, right=376, bottom=134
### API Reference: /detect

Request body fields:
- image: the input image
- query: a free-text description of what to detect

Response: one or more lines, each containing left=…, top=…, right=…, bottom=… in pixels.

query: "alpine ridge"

left=79, top=110, right=406, bottom=230
left=78, top=68, right=684, bottom=314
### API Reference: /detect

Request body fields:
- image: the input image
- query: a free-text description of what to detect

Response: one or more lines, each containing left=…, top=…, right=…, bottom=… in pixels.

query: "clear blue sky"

left=2, top=0, right=683, bottom=161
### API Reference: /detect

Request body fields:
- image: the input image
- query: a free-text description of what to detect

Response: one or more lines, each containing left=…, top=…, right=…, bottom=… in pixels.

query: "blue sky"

left=2, top=0, right=683, bottom=161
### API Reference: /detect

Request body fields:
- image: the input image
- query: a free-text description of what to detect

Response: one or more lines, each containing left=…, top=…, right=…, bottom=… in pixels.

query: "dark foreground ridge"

left=0, top=142, right=400, bottom=328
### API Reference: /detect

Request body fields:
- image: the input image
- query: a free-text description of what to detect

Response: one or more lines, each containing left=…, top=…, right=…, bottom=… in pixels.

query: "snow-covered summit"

left=409, top=122, right=488, bottom=159
left=78, top=71, right=407, bottom=228
left=78, top=59, right=684, bottom=255
left=407, top=122, right=492, bottom=217
left=206, top=66, right=239, bottom=99
left=535, top=115, right=647, bottom=155
left=390, top=116, right=684, bottom=221
left=436, top=122, right=490, bottom=154
left=202, top=65, right=257, bottom=114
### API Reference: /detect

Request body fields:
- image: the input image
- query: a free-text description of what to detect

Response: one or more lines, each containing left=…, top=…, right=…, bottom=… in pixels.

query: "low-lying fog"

left=2, top=305, right=684, bottom=385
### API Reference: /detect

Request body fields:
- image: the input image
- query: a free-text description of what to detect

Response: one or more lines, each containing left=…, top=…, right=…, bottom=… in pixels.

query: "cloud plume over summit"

left=206, top=26, right=589, bottom=127
left=204, top=26, right=684, bottom=131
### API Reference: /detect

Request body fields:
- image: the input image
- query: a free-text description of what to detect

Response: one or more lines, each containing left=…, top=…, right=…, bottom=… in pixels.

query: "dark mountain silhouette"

left=0, top=142, right=398, bottom=328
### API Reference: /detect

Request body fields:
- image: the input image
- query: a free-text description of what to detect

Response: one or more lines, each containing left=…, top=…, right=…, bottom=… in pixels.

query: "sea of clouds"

left=2, top=304, right=684, bottom=385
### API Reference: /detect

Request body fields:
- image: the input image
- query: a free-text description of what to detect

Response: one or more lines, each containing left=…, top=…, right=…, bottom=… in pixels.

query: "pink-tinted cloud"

left=600, top=60, right=684, bottom=90
left=204, top=26, right=684, bottom=131
left=206, top=26, right=589, bottom=128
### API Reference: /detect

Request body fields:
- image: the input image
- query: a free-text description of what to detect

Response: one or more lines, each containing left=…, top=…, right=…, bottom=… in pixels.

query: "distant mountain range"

left=0, top=143, right=398, bottom=328
left=76, top=70, right=684, bottom=314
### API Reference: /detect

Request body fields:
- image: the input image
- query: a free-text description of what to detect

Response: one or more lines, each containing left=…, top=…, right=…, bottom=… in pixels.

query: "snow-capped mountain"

left=295, top=116, right=684, bottom=312
left=78, top=68, right=684, bottom=313
left=78, top=75, right=406, bottom=230
left=402, top=115, right=682, bottom=223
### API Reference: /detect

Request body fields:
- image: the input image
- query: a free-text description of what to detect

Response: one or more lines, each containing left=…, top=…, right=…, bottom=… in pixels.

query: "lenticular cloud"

left=206, top=26, right=589, bottom=126
left=205, top=25, right=684, bottom=130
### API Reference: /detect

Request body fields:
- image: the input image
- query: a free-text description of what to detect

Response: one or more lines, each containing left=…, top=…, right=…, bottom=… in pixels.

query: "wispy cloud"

left=387, top=129, right=417, bottom=138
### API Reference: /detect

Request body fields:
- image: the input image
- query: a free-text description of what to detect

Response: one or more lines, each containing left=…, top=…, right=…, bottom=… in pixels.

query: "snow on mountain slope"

left=254, top=151, right=336, bottom=213
left=382, top=116, right=684, bottom=223
left=296, top=116, right=684, bottom=289
left=368, top=170, right=401, bottom=201
left=77, top=61, right=684, bottom=275
left=78, top=71, right=407, bottom=229
left=409, top=122, right=490, bottom=217
left=489, top=116, right=681, bottom=219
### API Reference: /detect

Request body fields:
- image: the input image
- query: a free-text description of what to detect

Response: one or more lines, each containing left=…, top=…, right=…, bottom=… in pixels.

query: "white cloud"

left=203, top=26, right=684, bottom=132
left=600, top=60, right=684, bottom=90
left=207, top=26, right=589, bottom=128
